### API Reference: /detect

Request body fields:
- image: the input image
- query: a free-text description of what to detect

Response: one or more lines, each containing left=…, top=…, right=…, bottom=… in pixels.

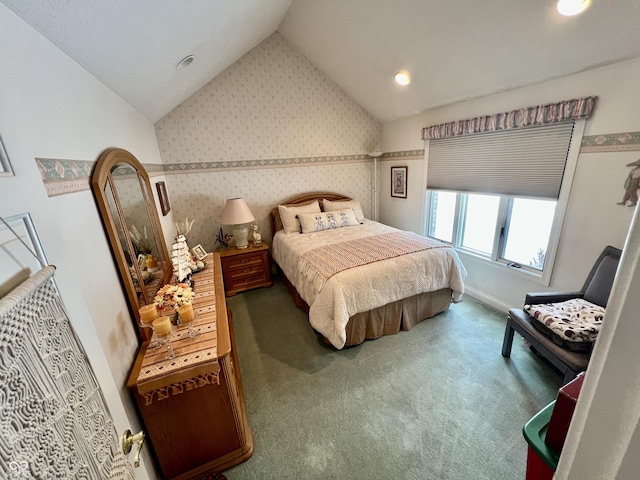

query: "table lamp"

left=220, top=198, right=255, bottom=249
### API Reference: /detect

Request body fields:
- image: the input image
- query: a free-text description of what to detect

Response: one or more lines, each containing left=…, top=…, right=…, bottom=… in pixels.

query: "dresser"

left=126, top=253, right=253, bottom=479
left=218, top=243, right=272, bottom=296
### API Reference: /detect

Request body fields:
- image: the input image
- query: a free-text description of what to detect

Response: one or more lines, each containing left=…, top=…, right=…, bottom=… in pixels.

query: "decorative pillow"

left=298, top=209, right=359, bottom=234
left=323, top=199, right=365, bottom=223
left=278, top=200, right=321, bottom=234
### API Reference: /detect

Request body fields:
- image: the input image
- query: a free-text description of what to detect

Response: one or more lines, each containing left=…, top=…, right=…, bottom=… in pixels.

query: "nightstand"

left=218, top=243, right=273, bottom=296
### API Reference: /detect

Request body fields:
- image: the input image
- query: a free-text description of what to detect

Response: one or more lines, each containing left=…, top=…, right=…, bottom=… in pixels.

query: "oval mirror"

left=91, top=147, right=172, bottom=339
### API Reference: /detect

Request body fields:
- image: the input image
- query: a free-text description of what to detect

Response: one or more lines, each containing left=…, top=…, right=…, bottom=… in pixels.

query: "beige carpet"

left=225, top=278, right=562, bottom=480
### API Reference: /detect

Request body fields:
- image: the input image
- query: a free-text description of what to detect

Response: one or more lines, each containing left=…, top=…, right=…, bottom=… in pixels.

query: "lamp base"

left=232, top=224, right=250, bottom=249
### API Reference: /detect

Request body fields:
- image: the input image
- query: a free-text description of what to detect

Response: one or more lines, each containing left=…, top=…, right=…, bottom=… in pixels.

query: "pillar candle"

left=139, top=304, right=158, bottom=325
left=178, top=303, right=195, bottom=323
left=146, top=255, right=158, bottom=270
left=152, top=316, right=172, bottom=337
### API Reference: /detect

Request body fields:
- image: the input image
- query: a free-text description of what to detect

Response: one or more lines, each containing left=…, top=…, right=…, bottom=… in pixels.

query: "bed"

left=270, top=192, right=467, bottom=349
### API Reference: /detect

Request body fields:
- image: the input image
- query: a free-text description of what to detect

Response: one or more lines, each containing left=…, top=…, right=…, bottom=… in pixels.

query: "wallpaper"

left=167, top=162, right=373, bottom=252
left=154, top=32, right=381, bottom=250
left=155, top=33, right=380, bottom=162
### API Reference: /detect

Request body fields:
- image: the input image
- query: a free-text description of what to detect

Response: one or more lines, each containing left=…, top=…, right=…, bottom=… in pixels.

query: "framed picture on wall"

left=156, top=181, right=171, bottom=216
left=391, top=166, right=408, bottom=198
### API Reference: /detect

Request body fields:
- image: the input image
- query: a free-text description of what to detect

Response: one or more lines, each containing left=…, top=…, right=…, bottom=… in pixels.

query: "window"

left=427, top=190, right=560, bottom=281
left=422, top=101, right=592, bottom=284
left=460, top=194, right=500, bottom=255
left=502, top=197, right=556, bottom=268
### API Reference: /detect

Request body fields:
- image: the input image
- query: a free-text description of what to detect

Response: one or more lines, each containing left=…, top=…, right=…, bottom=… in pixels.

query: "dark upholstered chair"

left=502, top=245, right=622, bottom=384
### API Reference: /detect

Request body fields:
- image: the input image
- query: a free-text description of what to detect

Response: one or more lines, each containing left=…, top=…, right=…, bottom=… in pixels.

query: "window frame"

left=422, top=119, right=585, bottom=286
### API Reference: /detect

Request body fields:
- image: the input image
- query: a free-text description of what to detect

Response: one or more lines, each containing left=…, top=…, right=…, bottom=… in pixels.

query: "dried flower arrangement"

left=129, top=224, right=152, bottom=254
left=176, top=217, right=195, bottom=243
left=215, top=227, right=232, bottom=249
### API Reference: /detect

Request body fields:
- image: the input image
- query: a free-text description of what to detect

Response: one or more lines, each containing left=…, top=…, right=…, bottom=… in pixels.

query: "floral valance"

left=421, top=96, right=596, bottom=141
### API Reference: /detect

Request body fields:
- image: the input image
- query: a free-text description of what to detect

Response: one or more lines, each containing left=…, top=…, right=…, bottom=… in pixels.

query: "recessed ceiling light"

left=557, top=0, right=591, bottom=16
left=394, top=71, right=410, bottom=86
left=176, top=55, right=194, bottom=71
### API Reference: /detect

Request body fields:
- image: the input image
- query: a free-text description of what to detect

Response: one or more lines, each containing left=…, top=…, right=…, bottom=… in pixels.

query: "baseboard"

left=463, top=286, right=511, bottom=314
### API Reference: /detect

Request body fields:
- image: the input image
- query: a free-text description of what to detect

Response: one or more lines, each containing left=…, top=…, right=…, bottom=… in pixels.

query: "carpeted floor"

left=224, top=278, right=563, bottom=480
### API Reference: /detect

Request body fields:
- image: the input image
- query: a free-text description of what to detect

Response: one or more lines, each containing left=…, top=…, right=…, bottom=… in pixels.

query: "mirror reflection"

left=91, top=148, right=172, bottom=339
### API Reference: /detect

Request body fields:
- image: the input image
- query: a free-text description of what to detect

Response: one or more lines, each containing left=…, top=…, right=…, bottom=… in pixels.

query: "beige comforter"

left=272, top=220, right=467, bottom=349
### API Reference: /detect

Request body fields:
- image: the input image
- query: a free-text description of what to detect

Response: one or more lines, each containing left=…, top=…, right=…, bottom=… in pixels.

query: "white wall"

left=381, top=57, right=640, bottom=310
left=0, top=5, right=160, bottom=477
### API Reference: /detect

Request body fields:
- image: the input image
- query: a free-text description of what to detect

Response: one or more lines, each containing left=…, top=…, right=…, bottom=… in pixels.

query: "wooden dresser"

left=126, top=253, right=253, bottom=479
left=218, top=243, right=272, bottom=296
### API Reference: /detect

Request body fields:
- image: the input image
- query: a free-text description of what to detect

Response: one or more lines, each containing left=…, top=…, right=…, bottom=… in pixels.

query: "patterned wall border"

left=36, top=132, right=639, bottom=197
left=35, top=154, right=373, bottom=197
left=580, top=132, right=640, bottom=153
left=379, top=150, right=425, bottom=161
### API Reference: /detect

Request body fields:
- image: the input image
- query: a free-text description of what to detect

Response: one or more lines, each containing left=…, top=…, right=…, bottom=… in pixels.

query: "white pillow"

left=298, top=209, right=359, bottom=234
left=278, top=200, right=321, bottom=234
left=323, top=199, right=365, bottom=223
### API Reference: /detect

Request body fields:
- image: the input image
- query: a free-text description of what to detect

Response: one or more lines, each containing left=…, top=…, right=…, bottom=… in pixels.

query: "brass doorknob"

left=121, top=429, right=145, bottom=468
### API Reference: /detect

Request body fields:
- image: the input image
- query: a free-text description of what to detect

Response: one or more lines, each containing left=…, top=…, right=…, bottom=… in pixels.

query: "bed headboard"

left=270, top=191, right=353, bottom=236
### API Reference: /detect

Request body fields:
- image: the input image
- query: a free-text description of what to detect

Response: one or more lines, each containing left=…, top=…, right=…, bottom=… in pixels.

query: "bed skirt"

left=277, top=268, right=452, bottom=346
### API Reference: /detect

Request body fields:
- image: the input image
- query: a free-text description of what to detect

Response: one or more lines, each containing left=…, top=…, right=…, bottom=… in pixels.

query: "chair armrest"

left=525, top=291, right=584, bottom=305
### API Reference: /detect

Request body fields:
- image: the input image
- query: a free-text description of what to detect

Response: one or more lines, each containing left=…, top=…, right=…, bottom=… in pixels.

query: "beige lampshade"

left=220, top=198, right=255, bottom=225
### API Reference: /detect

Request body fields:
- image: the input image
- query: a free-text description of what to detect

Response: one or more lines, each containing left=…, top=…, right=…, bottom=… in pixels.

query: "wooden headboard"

left=270, top=191, right=353, bottom=236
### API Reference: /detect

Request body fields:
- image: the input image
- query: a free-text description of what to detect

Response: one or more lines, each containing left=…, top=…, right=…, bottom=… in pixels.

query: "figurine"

left=251, top=223, right=262, bottom=246
left=617, top=158, right=640, bottom=207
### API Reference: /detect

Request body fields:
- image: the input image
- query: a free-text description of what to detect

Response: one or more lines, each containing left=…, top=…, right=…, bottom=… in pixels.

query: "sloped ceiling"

left=3, top=0, right=640, bottom=123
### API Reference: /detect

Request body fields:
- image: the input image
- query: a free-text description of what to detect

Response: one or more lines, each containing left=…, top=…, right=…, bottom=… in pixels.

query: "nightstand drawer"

left=226, top=253, right=264, bottom=271
left=227, top=264, right=265, bottom=281
left=228, top=272, right=269, bottom=290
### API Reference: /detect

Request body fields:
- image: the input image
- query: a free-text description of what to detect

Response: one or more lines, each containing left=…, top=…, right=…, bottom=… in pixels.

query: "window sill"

left=456, top=249, right=551, bottom=287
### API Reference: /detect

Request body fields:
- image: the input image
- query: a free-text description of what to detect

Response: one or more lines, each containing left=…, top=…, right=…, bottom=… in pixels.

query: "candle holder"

left=156, top=329, right=176, bottom=359
left=178, top=303, right=199, bottom=338
left=140, top=322, right=162, bottom=349
left=180, top=315, right=199, bottom=338
left=152, top=316, right=176, bottom=359
left=139, top=304, right=161, bottom=349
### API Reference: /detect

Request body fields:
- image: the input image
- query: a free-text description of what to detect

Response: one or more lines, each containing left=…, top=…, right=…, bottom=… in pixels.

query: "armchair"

left=502, top=246, right=622, bottom=384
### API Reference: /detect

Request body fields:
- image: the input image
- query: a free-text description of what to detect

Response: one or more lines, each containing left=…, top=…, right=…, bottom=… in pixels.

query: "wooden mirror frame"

left=91, top=147, right=172, bottom=339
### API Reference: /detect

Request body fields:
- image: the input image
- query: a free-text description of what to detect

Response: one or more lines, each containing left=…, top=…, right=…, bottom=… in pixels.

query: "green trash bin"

left=523, top=401, right=561, bottom=480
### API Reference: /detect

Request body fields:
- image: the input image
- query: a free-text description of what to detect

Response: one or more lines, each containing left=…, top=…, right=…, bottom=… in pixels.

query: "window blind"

left=427, top=121, right=575, bottom=199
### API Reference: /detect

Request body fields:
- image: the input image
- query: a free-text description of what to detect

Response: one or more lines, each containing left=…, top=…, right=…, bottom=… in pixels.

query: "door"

left=0, top=217, right=145, bottom=478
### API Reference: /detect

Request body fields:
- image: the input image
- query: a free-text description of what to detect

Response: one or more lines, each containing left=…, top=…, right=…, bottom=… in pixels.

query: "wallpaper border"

left=35, top=154, right=372, bottom=197
left=580, top=131, right=640, bottom=153
left=34, top=133, right=640, bottom=197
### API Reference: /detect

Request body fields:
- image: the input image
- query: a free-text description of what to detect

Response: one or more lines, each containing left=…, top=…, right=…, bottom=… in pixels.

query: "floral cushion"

left=525, top=298, right=605, bottom=350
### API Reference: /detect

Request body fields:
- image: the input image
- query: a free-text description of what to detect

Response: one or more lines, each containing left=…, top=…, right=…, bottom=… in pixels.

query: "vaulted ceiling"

left=3, top=0, right=640, bottom=123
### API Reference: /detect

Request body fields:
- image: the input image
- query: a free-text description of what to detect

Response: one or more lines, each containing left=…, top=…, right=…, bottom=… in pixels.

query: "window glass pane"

left=461, top=194, right=500, bottom=254
left=428, top=191, right=456, bottom=242
left=503, top=198, right=556, bottom=270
